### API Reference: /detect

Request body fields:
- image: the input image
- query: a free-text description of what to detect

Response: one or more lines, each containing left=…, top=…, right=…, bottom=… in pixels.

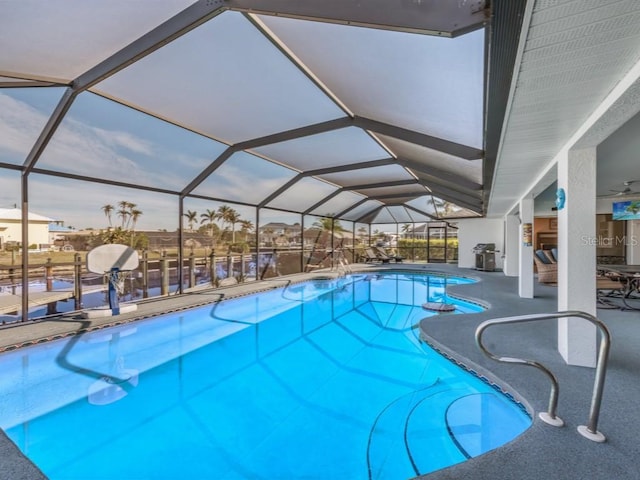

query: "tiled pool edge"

left=0, top=271, right=353, bottom=353
left=0, top=266, right=473, bottom=353
left=418, top=330, right=533, bottom=420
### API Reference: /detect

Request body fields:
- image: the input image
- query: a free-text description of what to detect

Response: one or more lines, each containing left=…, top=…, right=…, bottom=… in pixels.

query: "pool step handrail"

left=332, top=249, right=352, bottom=276
left=475, top=310, right=611, bottom=443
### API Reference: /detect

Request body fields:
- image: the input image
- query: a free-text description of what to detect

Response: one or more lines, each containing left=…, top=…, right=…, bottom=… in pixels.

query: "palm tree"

left=200, top=209, right=218, bottom=246
left=117, top=200, right=129, bottom=228
left=429, top=196, right=458, bottom=217
left=402, top=223, right=412, bottom=237
left=263, top=227, right=274, bottom=246
left=313, top=216, right=345, bottom=233
left=357, top=226, right=368, bottom=244
left=184, top=210, right=198, bottom=231
left=216, top=205, right=233, bottom=232
left=226, top=209, right=241, bottom=243
left=125, top=202, right=137, bottom=229
left=130, top=208, right=142, bottom=232
left=101, top=204, right=114, bottom=228
left=239, top=219, right=254, bottom=242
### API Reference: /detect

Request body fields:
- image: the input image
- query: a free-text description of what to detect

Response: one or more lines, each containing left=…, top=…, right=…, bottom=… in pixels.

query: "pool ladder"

left=475, top=311, right=611, bottom=442
left=332, top=249, right=352, bottom=276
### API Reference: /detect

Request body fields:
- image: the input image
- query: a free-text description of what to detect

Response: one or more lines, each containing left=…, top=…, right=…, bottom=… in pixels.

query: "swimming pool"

left=0, top=271, right=530, bottom=479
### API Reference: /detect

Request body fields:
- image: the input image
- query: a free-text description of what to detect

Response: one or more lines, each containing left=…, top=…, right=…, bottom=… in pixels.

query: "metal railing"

left=475, top=311, right=611, bottom=442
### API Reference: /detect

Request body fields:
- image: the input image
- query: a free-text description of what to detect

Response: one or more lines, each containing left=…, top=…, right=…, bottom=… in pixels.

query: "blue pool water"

left=0, top=272, right=530, bottom=479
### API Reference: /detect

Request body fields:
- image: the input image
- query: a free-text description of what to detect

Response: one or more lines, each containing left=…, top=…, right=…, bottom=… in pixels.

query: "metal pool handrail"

left=475, top=310, right=611, bottom=443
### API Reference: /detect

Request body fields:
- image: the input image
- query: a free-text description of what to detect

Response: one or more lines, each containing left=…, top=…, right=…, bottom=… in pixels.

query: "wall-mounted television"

left=612, top=200, right=640, bottom=220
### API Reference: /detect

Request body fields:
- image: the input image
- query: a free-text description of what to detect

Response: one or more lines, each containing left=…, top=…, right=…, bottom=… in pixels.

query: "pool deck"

left=1, top=263, right=639, bottom=480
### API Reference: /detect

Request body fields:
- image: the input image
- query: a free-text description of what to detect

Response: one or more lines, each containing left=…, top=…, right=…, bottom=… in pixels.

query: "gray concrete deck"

left=1, top=264, right=639, bottom=479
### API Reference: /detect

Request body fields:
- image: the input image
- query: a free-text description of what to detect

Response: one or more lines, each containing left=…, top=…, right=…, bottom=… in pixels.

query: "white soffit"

left=0, top=1, right=196, bottom=82
left=489, top=0, right=640, bottom=216
left=253, top=127, right=389, bottom=171
left=258, top=14, right=485, bottom=149
left=94, top=12, right=344, bottom=144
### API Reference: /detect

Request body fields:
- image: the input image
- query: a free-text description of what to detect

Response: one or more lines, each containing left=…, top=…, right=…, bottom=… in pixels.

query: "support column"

left=558, top=148, right=597, bottom=367
left=518, top=196, right=534, bottom=298
left=504, top=214, right=519, bottom=277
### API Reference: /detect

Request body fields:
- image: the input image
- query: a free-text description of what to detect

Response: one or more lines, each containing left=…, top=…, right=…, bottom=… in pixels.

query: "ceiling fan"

left=599, top=180, right=640, bottom=198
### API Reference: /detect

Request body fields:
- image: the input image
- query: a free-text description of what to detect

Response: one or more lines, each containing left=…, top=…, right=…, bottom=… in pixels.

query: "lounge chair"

left=374, top=246, right=403, bottom=263
left=533, top=249, right=557, bottom=284
left=365, top=247, right=390, bottom=263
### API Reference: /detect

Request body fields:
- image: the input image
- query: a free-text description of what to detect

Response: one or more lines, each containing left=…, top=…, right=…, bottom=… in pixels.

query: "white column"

left=557, top=148, right=597, bottom=368
left=518, top=196, right=534, bottom=297
left=504, top=214, right=520, bottom=276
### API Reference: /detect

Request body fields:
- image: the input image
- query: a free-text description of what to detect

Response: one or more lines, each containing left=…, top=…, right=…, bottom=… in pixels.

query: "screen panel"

left=37, top=92, right=227, bottom=191
left=95, top=11, right=344, bottom=144
left=407, top=196, right=439, bottom=217
left=309, top=191, right=365, bottom=218
left=0, top=88, right=66, bottom=165
left=259, top=15, right=485, bottom=149
left=377, top=133, right=482, bottom=184
left=0, top=1, right=196, bottom=82
left=339, top=200, right=382, bottom=222
left=267, top=177, right=338, bottom=212
left=253, top=127, right=389, bottom=171
left=318, top=164, right=412, bottom=187
left=192, top=151, right=298, bottom=205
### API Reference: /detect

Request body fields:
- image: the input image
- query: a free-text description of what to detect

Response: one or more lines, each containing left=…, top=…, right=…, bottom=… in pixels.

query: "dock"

left=0, top=287, right=106, bottom=315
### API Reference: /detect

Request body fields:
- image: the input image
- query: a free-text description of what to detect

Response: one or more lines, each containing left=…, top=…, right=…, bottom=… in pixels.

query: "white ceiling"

left=489, top=0, right=640, bottom=216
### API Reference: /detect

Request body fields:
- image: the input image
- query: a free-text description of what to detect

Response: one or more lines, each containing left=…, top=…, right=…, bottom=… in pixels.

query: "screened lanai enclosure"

left=0, top=1, right=525, bottom=320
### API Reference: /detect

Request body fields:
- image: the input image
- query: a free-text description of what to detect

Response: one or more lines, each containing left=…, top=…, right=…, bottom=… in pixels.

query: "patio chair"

left=365, top=247, right=390, bottom=263
left=374, top=246, right=403, bottom=263
left=596, top=274, right=625, bottom=309
left=533, top=249, right=557, bottom=284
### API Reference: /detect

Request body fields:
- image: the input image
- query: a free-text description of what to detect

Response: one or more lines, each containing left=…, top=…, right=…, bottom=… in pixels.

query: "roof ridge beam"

left=306, top=158, right=396, bottom=176
left=426, top=189, right=482, bottom=213
left=349, top=179, right=418, bottom=190
left=236, top=117, right=353, bottom=150
left=396, top=156, right=482, bottom=190
left=354, top=116, right=483, bottom=160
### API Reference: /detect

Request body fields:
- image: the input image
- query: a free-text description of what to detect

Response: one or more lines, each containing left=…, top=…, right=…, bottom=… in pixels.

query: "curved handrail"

left=475, top=310, right=611, bottom=442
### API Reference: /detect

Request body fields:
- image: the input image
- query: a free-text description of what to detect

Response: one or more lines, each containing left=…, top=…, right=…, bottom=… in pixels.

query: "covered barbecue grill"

left=473, top=243, right=497, bottom=272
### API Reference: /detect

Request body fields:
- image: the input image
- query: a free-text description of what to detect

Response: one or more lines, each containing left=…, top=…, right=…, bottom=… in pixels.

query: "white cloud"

left=93, top=127, right=155, bottom=156
left=0, top=93, right=52, bottom=162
